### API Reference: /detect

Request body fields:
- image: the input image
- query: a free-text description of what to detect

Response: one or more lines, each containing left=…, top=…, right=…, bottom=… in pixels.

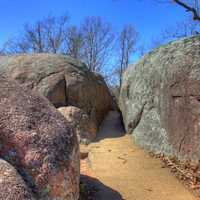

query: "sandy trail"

left=80, top=111, right=198, bottom=200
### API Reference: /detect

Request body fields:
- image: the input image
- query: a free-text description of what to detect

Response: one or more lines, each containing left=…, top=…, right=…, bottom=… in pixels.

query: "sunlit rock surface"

left=120, top=36, right=200, bottom=162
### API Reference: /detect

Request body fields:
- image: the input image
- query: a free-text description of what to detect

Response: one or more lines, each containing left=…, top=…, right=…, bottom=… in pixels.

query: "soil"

left=80, top=111, right=198, bottom=200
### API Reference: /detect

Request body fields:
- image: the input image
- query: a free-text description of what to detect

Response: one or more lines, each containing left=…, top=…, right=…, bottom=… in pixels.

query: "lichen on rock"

left=0, top=75, right=80, bottom=200
left=119, top=35, right=200, bottom=163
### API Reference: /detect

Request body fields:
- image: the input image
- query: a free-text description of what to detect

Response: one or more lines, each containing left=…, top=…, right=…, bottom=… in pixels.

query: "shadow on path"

left=94, top=111, right=125, bottom=142
left=80, top=175, right=123, bottom=200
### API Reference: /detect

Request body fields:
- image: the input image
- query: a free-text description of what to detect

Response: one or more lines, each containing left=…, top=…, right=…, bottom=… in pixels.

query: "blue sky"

left=0, top=0, right=189, bottom=47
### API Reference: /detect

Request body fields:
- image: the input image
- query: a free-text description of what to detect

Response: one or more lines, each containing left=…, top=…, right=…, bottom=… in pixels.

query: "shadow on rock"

left=80, top=175, right=123, bottom=200
left=94, top=111, right=125, bottom=142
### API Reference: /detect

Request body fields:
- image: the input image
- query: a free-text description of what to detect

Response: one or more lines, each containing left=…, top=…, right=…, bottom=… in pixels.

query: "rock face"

left=58, top=106, right=97, bottom=144
left=0, top=159, right=35, bottom=200
left=0, top=54, right=115, bottom=130
left=0, top=75, right=79, bottom=200
left=119, top=36, right=200, bottom=162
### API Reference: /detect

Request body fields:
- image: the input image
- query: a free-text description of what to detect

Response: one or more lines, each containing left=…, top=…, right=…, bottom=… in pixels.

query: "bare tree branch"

left=150, top=17, right=199, bottom=49
left=66, top=26, right=84, bottom=60
left=173, top=0, right=200, bottom=21
left=80, top=16, right=115, bottom=73
left=2, top=14, right=69, bottom=54
left=117, top=25, right=139, bottom=87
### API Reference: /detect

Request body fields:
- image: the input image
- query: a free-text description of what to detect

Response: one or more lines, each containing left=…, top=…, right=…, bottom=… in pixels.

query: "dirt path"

left=80, top=111, right=198, bottom=200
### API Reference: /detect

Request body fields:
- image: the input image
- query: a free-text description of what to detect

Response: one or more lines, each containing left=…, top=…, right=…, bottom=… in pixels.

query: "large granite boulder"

left=119, top=36, right=200, bottom=163
left=0, top=54, right=115, bottom=130
left=0, top=159, right=35, bottom=200
left=0, top=75, right=79, bottom=200
left=58, top=106, right=97, bottom=144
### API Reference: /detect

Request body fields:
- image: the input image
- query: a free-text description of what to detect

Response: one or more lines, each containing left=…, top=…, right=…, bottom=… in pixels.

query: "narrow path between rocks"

left=80, top=111, right=198, bottom=200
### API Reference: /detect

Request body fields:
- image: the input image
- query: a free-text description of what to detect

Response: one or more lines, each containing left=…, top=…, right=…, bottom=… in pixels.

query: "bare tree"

left=23, top=21, right=47, bottom=53
left=80, top=16, right=115, bottom=72
left=150, top=17, right=199, bottom=49
left=1, top=38, right=29, bottom=54
left=66, top=26, right=84, bottom=60
left=45, top=14, right=69, bottom=53
left=0, top=45, right=6, bottom=55
left=161, top=17, right=199, bottom=39
left=117, top=25, right=139, bottom=87
left=2, top=15, right=116, bottom=75
left=3, top=14, right=69, bottom=54
left=138, top=43, right=147, bottom=57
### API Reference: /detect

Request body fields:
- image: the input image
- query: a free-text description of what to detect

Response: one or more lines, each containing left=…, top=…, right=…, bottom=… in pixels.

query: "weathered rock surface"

left=58, top=106, right=97, bottom=144
left=0, top=54, right=115, bottom=130
left=0, top=159, right=35, bottom=200
left=119, top=35, right=200, bottom=162
left=0, top=75, right=79, bottom=200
